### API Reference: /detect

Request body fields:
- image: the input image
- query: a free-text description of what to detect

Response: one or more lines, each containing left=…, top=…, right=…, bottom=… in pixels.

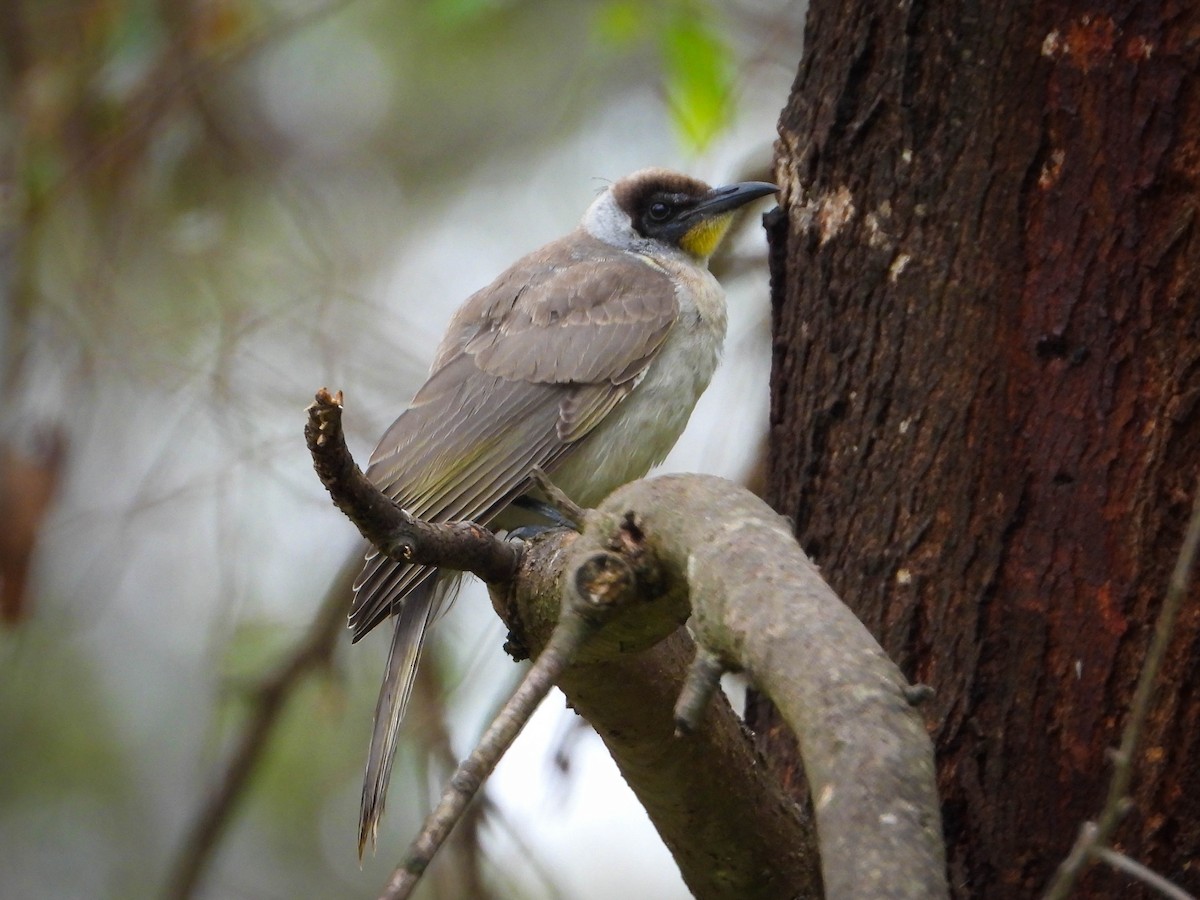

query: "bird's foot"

left=506, top=523, right=561, bottom=542
left=519, top=467, right=588, bottom=529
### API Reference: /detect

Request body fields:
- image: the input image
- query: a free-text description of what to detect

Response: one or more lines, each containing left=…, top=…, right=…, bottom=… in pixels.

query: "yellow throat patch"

left=679, top=213, right=733, bottom=260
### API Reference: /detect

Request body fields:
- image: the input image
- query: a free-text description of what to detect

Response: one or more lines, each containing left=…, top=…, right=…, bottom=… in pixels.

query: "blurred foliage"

left=0, top=0, right=799, bottom=896
left=594, top=0, right=735, bottom=150
left=213, top=617, right=357, bottom=831
left=0, top=632, right=130, bottom=804
left=0, top=628, right=146, bottom=897
left=3, top=0, right=737, bottom=387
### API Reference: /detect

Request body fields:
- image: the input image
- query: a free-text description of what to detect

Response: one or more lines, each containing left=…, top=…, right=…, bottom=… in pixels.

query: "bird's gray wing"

left=350, top=233, right=679, bottom=639
left=350, top=364, right=568, bottom=637
left=439, top=231, right=678, bottom=387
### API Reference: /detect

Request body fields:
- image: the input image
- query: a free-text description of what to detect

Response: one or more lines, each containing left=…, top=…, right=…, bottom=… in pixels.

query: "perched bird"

left=351, top=168, right=777, bottom=854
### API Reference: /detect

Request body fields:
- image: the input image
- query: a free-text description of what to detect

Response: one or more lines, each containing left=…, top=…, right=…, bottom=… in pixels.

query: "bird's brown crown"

left=612, top=169, right=715, bottom=244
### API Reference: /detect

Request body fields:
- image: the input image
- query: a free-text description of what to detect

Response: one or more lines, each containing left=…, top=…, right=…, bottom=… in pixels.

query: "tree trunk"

left=758, top=0, right=1200, bottom=896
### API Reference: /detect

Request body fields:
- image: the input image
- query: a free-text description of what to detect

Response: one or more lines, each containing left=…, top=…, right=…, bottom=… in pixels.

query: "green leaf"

left=659, top=12, right=734, bottom=151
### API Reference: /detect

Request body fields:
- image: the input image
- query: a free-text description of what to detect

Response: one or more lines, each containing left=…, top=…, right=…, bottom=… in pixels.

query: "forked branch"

left=307, top=389, right=947, bottom=900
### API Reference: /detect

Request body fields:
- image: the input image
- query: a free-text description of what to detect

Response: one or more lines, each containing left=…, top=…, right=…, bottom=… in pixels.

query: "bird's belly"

left=548, top=318, right=723, bottom=508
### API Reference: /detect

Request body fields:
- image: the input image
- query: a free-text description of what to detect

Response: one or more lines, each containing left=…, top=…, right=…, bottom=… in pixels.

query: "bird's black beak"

left=685, top=181, right=778, bottom=220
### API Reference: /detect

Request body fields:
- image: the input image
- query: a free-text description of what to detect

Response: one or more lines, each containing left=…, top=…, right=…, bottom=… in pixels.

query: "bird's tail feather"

left=357, top=578, right=440, bottom=858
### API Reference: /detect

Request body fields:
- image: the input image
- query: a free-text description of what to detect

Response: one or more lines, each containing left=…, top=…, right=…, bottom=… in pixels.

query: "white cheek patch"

left=582, top=191, right=641, bottom=247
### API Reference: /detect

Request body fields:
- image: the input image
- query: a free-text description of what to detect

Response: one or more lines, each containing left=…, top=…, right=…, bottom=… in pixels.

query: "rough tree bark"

left=758, top=0, right=1200, bottom=897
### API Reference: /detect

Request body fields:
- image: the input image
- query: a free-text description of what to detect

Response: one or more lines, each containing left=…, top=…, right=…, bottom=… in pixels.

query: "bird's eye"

left=647, top=201, right=672, bottom=222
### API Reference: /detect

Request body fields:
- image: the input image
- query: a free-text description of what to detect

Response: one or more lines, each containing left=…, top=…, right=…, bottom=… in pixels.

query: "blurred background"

left=0, top=1, right=802, bottom=897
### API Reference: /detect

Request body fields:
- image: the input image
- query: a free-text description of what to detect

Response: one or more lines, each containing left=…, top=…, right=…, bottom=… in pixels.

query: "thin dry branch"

left=378, top=552, right=638, bottom=900
left=1092, top=846, right=1197, bottom=900
left=1043, top=477, right=1200, bottom=900
left=161, top=564, right=348, bottom=900
left=161, top=388, right=524, bottom=899
left=306, top=388, right=639, bottom=899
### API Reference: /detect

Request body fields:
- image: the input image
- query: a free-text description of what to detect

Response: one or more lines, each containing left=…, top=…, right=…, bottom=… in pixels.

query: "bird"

left=350, top=167, right=777, bottom=855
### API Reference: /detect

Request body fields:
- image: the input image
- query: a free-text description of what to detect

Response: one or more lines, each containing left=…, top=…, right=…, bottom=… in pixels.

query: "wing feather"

left=351, top=368, right=567, bottom=637
left=438, top=231, right=677, bottom=386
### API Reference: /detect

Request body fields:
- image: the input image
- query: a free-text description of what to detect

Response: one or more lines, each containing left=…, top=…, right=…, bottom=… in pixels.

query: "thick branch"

left=654, top=475, right=947, bottom=900
left=305, top=389, right=519, bottom=585
left=513, top=591, right=824, bottom=900
left=509, top=475, right=946, bottom=900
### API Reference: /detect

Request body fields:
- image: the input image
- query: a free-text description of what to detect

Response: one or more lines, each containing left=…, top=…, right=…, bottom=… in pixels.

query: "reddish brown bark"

left=761, top=0, right=1200, bottom=896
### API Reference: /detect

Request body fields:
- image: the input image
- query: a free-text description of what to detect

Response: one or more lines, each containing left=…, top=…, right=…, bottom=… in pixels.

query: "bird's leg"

left=523, top=467, right=588, bottom=528
left=507, top=469, right=587, bottom=540
left=509, top=496, right=577, bottom=532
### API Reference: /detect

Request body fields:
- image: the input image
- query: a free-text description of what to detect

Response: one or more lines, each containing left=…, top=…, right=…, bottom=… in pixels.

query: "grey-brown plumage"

left=352, top=169, right=776, bottom=855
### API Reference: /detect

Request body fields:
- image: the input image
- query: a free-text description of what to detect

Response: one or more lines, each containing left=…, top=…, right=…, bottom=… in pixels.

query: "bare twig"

left=1092, top=847, right=1197, bottom=900
left=161, top=566, right=349, bottom=900
left=305, top=388, right=519, bottom=585
left=162, top=387, right=524, bottom=899
left=672, top=646, right=726, bottom=734
left=378, top=551, right=637, bottom=900
left=1043, top=477, right=1200, bottom=899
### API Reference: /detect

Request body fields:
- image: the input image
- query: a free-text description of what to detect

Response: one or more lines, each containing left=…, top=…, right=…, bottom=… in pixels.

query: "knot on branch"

left=571, top=551, right=636, bottom=619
